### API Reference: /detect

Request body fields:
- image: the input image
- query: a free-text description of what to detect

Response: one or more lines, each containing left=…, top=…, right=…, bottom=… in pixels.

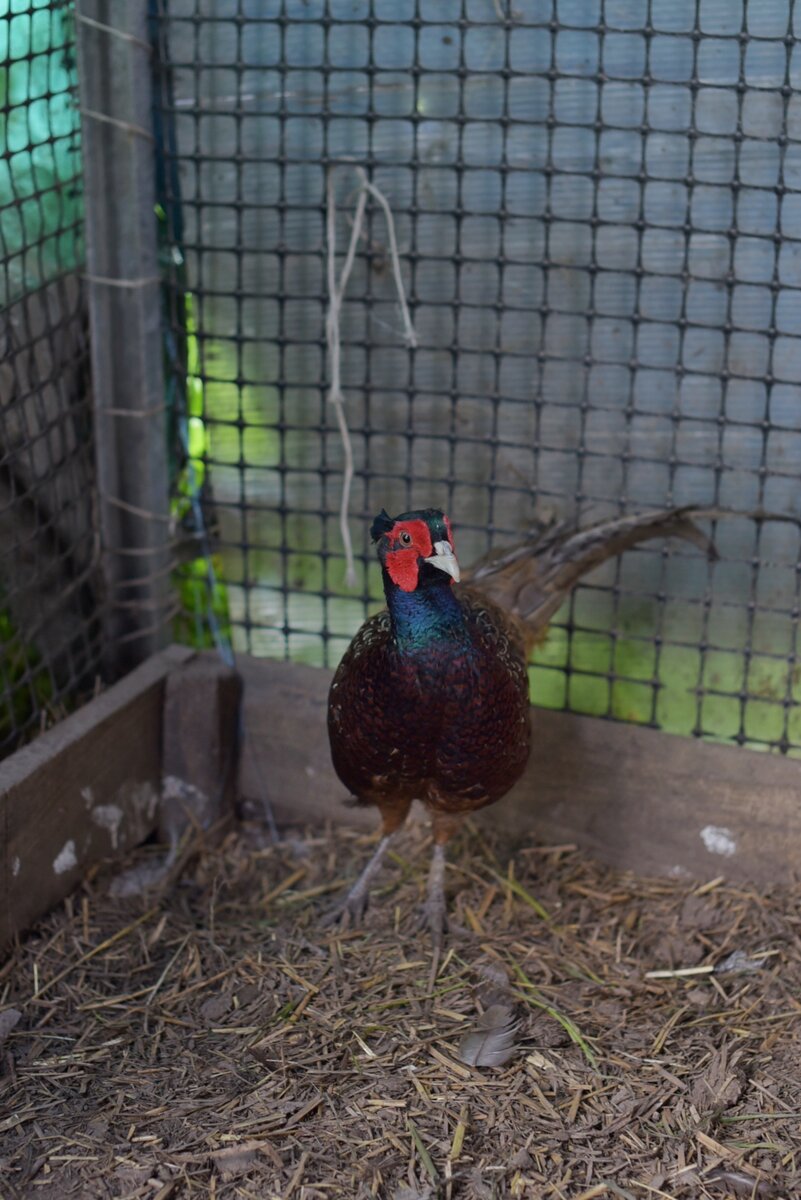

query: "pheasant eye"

left=398, top=530, right=412, bottom=547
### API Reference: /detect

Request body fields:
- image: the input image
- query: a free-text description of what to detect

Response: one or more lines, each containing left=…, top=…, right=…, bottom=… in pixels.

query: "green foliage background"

left=1, top=0, right=83, bottom=304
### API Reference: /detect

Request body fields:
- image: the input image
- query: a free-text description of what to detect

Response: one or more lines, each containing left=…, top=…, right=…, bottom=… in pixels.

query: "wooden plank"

left=238, top=656, right=801, bottom=885
left=0, top=644, right=195, bottom=950
left=76, top=1, right=171, bottom=672
left=160, top=655, right=243, bottom=844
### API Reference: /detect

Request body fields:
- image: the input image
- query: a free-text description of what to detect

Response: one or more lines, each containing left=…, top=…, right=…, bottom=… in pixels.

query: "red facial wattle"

left=385, top=549, right=421, bottom=592
left=384, top=518, right=433, bottom=593
left=444, top=515, right=455, bottom=554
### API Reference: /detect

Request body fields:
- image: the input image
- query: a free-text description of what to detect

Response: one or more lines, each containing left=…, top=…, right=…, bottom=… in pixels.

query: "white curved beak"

left=425, top=540, right=460, bottom=583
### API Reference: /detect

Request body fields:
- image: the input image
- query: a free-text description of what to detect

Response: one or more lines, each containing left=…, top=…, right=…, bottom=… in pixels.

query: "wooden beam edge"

left=1, top=644, right=195, bottom=951
left=237, top=656, right=801, bottom=886
left=0, top=643, right=194, bottom=790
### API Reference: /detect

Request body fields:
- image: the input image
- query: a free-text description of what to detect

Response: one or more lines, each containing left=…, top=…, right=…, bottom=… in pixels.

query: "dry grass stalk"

left=1, top=821, right=800, bottom=1197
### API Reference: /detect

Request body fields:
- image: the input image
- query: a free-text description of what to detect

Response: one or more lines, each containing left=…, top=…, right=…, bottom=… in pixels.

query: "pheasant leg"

left=323, top=833, right=394, bottom=927
left=420, top=843, right=448, bottom=947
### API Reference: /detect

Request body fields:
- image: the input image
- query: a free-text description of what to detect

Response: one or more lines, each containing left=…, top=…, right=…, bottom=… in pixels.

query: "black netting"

left=153, top=0, right=801, bottom=754
left=0, top=1, right=103, bottom=755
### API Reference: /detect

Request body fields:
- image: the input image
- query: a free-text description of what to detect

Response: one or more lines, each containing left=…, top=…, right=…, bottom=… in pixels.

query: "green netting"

left=0, top=0, right=100, bottom=758
left=0, top=0, right=83, bottom=306
left=153, top=1, right=801, bottom=758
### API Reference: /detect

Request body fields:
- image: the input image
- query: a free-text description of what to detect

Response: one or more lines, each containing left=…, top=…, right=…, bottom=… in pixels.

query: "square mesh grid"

left=154, top=0, right=801, bottom=753
left=0, top=0, right=102, bottom=756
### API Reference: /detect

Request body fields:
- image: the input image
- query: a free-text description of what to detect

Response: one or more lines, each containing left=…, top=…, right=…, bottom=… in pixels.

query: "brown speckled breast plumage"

left=327, top=587, right=531, bottom=817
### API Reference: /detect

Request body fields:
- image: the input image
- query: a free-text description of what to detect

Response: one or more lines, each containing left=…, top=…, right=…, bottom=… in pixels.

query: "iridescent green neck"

left=384, top=574, right=467, bottom=654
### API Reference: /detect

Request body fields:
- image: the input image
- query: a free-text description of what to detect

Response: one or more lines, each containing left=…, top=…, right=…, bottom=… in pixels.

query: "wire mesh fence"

left=0, top=0, right=105, bottom=756
left=152, top=0, right=801, bottom=756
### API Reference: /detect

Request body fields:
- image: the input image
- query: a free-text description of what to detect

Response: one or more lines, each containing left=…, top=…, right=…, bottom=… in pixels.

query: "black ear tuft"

left=370, top=509, right=395, bottom=543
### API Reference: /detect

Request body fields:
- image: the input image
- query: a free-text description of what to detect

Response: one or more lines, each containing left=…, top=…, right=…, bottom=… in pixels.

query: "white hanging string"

left=325, top=166, right=417, bottom=588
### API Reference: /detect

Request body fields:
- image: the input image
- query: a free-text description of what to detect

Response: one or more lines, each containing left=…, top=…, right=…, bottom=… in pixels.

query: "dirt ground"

left=1, top=818, right=800, bottom=1199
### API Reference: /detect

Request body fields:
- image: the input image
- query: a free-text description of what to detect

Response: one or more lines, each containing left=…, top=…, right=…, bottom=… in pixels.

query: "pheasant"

left=326, top=505, right=717, bottom=942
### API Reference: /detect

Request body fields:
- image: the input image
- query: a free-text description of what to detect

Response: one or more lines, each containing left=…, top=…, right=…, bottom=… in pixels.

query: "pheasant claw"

left=321, top=832, right=394, bottom=930
left=418, top=843, right=470, bottom=949
left=321, top=888, right=369, bottom=930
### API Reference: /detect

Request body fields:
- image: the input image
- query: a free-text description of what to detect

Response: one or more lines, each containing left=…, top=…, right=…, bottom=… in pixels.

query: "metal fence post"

left=75, top=0, right=171, bottom=675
